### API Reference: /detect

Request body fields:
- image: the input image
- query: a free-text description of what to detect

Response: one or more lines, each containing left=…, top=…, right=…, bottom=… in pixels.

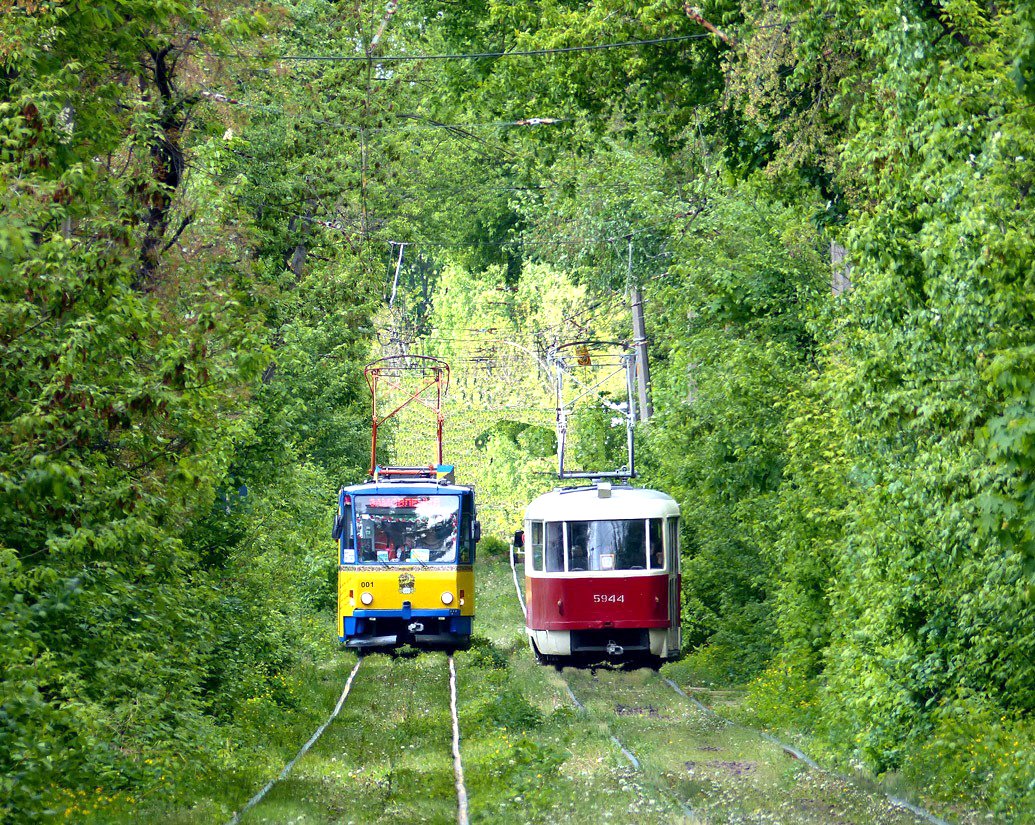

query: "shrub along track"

left=230, top=650, right=468, bottom=824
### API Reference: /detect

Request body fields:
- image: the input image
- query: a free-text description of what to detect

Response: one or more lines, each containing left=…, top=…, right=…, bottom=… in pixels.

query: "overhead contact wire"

left=207, top=16, right=824, bottom=64
left=212, top=33, right=714, bottom=64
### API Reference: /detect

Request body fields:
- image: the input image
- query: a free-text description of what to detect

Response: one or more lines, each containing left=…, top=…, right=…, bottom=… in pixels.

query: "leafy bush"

left=477, top=535, right=510, bottom=560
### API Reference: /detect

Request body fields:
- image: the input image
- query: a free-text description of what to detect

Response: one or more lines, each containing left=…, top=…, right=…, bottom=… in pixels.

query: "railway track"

left=558, top=671, right=699, bottom=821
left=507, top=549, right=947, bottom=824
left=657, top=675, right=951, bottom=825
left=225, top=650, right=469, bottom=825
left=223, top=558, right=952, bottom=824
left=555, top=663, right=948, bottom=824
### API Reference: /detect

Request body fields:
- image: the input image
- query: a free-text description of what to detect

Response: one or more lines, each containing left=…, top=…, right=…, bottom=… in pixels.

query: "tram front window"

left=566, top=520, right=647, bottom=571
left=354, top=495, right=460, bottom=564
left=545, top=522, right=564, bottom=572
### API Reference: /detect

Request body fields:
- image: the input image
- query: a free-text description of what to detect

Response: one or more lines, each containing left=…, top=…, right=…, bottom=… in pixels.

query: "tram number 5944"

left=592, top=594, right=625, bottom=603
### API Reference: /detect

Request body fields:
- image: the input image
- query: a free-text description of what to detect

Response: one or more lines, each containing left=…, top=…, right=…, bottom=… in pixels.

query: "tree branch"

left=684, top=4, right=736, bottom=47
left=161, top=213, right=193, bottom=253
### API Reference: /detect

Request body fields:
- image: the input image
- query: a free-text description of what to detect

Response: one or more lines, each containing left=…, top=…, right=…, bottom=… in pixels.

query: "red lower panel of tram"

left=526, top=574, right=672, bottom=631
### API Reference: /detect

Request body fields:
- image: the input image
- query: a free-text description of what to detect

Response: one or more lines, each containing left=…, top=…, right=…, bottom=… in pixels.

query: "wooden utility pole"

left=628, top=239, right=653, bottom=422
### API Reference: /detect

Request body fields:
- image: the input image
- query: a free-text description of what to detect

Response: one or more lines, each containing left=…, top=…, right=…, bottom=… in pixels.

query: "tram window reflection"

left=545, top=521, right=564, bottom=572
left=666, top=517, right=679, bottom=568
left=615, top=520, right=646, bottom=569
left=648, top=518, right=664, bottom=569
left=340, top=501, right=355, bottom=564
left=568, top=521, right=590, bottom=571
left=354, top=494, right=460, bottom=564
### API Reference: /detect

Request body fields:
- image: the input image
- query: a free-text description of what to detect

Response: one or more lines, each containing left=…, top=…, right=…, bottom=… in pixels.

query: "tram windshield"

left=568, top=520, right=647, bottom=571
left=354, top=494, right=460, bottom=564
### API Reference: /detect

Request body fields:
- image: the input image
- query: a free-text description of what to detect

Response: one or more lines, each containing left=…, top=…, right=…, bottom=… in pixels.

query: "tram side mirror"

left=331, top=512, right=343, bottom=540
left=513, top=530, right=524, bottom=549
left=473, top=520, right=482, bottom=543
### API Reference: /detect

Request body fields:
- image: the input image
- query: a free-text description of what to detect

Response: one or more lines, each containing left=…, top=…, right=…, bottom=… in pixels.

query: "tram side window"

left=529, top=521, right=544, bottom=571
left=545, top=521, right=565, bottom=572
left=667, top=517, right=679, bottom=571
left=567, top=522, right=590, bottom=571
left=460, top=513, right=472, bottom=563
left=648, top=518, right=664, bottom=570
left=340, top=502, right=355, bottom=564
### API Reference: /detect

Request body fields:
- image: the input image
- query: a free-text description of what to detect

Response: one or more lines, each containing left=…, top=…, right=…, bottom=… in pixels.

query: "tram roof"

left=342, top=480, right=473, bottom=497
left=524, top=484, right=679, bottom=521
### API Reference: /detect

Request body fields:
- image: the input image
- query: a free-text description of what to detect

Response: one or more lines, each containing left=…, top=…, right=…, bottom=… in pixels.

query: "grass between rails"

left=566, top=666, right=922, bottom=825
left=239, top=650, right=458, bottom=824
left=454, top=557, right=685, bottom=824
left=459, top=558, right=971, bottom=825
left=662, top=660, right=998, bottom=825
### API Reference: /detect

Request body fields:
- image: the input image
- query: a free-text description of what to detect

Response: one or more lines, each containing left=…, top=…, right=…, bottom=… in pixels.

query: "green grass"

left=241, top=650, right=458, bottom=824
left=566, top=665, right=928, bottom=824
left=459, top=559, right=975, bottom=824
left=68, top=637, right=361, bottom=824
left=75, top=557, right=993, bottom=824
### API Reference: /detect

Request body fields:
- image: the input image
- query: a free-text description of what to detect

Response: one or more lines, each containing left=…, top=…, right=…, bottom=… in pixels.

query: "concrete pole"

left=629, top=240, right=653, bottom=422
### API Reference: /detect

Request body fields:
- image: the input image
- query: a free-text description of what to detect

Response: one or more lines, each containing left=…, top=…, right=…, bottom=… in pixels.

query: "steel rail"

left=509, top=542, right=527, bottom=619
left=448, top=655, right=470, bottom=825
left=506, top=560, right=695, bottom=819
left=225, top=657, right=364, bottom=825
left=660, top=677, right=952, bottom=825
left=559, top=674, right=697, bottom=821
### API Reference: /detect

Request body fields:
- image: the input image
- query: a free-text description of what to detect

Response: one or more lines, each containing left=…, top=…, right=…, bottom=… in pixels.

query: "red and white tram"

left=516, top=482, right=681, bottom=662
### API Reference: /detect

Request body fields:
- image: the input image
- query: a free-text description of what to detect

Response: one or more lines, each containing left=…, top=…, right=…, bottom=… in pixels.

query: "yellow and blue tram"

left=334, top=464, right=477, bottom=648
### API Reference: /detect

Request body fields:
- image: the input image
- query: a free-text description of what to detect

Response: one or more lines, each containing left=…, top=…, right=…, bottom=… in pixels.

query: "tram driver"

left=569, top=543, right=588, bottom=571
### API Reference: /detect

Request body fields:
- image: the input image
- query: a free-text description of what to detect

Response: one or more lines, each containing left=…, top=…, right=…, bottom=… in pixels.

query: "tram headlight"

left=441, top=591, right=454, bottom=605
left=360, top=591, right=374, bottom=605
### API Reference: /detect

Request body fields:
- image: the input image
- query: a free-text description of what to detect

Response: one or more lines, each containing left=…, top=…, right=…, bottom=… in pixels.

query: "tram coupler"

left=408, top=622, right=425, bottom=633
left=606, top=641, right=625, bottom=657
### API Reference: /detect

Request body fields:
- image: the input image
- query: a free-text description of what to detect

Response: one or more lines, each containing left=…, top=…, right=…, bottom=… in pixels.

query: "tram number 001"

left=359, top=581, right=374, bottom=588
left=592, top=594, right=625, bottom=603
